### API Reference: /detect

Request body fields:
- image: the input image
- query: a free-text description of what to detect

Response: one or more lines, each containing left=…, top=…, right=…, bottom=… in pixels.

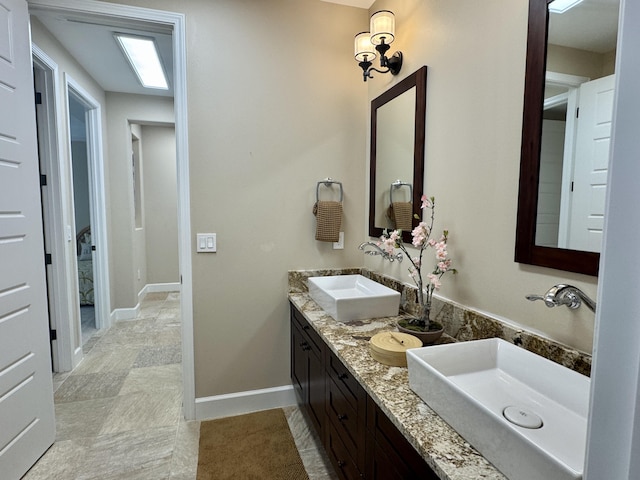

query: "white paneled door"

left=0, top=0, right=56, bottom=478
left=568, top=74, right=615, bottom=252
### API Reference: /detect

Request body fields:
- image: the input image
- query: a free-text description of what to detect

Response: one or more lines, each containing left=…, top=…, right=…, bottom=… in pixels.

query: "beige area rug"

left=197, top=408, right=310, bottom=480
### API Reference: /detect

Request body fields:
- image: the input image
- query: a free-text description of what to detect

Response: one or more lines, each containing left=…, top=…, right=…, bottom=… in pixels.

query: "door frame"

left=28, top=0, right=195, bottom=420
left=65, top=75, right=110, bottom=333
left=33, top=44, right=82, bottom=371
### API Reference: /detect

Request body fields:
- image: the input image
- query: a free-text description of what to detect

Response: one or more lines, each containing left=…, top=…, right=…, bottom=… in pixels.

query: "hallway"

left=24, top=292, right=199, bottom=479
left=23, top=292, right=336, bottom=479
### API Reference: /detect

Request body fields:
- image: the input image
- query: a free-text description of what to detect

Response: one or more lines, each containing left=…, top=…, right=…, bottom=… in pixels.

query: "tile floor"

left=24, top=292, right=336, bottom=480
left=80, top=305, right=97, bottom=347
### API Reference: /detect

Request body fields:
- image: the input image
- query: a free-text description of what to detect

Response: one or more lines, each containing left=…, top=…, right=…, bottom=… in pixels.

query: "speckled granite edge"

left=288, top=292, right=505, bottom=480
left=289, top=269, right=592, bottom=377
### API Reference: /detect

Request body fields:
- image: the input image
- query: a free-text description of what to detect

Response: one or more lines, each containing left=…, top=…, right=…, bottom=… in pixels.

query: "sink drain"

left=503, top=406, right=543, bottom=429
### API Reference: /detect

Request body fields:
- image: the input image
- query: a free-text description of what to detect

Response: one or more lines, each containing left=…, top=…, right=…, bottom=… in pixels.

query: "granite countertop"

left=288, top=292, right=507, bottom=480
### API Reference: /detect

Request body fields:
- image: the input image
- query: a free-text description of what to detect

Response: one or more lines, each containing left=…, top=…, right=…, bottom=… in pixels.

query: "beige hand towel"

left=392, top=202, right=413, bottom=231
left=313, top=201, right=343, bottom=242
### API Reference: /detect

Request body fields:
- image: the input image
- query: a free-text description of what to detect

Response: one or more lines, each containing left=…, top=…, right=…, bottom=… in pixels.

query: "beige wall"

left=104, top=93, right=175, bottom=308
left=141, top=125, right=178, bottom=284
left=364, top=0, right=597, bottom=354
left=106, top=0, right=369, bottom=397
left=547, top=44, right=615, bottom=79
left=39, top=0, right=600, bottom=400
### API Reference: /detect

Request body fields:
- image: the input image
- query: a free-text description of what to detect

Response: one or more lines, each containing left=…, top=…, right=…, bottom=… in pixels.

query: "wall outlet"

left=333, top=232, right=344, bottom=250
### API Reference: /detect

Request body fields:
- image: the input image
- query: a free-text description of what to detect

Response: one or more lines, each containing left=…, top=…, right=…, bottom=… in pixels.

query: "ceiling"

left=548, top=0, right=619, bottom=53
left=31, top=9, right=174, bottom=97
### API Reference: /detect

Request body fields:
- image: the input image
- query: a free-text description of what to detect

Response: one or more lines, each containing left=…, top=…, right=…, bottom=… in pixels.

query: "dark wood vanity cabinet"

left=365, top=397, right=440, bottom=480
left=290, top=302, right=438, bottom=480
left=291, top=305, right=325, bottom=437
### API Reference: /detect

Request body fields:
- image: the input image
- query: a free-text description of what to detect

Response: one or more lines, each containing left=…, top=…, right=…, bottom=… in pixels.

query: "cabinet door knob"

left=337, top=414, right=347, bottom=421
left=338, top=373, right=348, bottom=380
left=302, top=325, right=310, bottom=330
left=337, top=460, right=346, bottom=468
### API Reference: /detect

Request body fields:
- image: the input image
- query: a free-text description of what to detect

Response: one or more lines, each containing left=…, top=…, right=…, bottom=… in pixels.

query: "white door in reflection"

left=565, top=74, right=615, bottom=252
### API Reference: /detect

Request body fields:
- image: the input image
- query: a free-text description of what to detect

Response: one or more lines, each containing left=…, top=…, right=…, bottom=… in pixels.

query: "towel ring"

left=389, top=180, right=412, bottom=204
left=316, top=178, right=343, bottom=202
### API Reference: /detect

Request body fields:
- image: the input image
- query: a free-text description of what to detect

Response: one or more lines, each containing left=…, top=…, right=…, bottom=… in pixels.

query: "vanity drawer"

left=291, top=304, right=323, bottom=358
left=326, top=376, right=359, bottom=452
left=326, top=420, right=361, bottom=480
left=327, top=349, right=361, bottom=409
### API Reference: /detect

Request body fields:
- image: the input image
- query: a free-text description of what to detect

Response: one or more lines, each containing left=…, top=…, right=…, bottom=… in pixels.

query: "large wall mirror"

left=515, top=0, right=619, bottom=276
left=369, top=66, right=427, bottom=243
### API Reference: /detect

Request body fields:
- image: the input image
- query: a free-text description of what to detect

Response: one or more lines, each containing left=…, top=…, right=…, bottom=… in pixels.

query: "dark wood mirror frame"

left=369, top=66, right=427, bottom=244
left=515, top=0, right=599, bottom=276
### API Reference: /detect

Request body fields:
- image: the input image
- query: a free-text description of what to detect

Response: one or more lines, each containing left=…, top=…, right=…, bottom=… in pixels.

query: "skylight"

left=114, top=33, right=168, bottom=90
left=548, top=0, right=585, bottom=14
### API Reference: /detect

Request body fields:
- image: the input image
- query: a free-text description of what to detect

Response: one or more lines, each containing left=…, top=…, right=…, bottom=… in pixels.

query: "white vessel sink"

left=307, top=275, right=400, bottom=323
left=406, top=338, right=589, bottom=480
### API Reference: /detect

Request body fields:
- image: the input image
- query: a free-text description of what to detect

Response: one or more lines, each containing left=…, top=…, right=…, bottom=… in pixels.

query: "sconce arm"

left=360, top=52, right=403, bottom=82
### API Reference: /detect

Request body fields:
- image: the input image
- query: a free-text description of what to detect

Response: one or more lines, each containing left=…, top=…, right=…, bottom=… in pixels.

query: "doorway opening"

left=28, top=0, right=194, bottom=420
left=67, top=89, right=99, bottom=346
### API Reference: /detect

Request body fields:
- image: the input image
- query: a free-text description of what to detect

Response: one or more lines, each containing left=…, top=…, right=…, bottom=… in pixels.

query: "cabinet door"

left=307, top=344, right=325, bottom=436
left=367, top=439, right=409, bottom=480
left=366, top=397, right=439, bottom=479
left=291, top=321, right=306, bottom=402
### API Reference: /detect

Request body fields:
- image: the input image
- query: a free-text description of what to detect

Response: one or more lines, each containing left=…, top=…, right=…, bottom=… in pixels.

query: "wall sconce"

left=354, top=10, right=403, bottom=82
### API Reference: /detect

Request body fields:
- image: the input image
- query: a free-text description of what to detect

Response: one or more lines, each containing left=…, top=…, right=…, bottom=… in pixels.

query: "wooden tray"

left=369, top=331, right=422, bottom=367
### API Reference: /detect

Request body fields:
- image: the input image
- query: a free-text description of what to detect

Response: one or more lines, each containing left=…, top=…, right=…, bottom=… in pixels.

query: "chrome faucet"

left=358, top=241, right=403, bottom=263
left=526, top=284, right=596, bottom=313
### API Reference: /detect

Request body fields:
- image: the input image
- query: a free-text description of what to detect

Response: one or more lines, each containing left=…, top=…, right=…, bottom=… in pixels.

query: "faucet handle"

left=525, top=293, right=555, bottom=308
left=525, top=294, right=545, bottom=302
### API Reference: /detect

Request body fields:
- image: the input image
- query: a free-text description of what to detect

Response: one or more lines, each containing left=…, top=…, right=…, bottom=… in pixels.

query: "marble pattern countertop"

left=288, top=291, right=508, bottom=480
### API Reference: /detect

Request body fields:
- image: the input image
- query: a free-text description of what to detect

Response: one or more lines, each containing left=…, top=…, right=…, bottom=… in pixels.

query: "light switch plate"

left=197, top=233, right=217, bottom=252
left=333, top=231, right=344, bottom=250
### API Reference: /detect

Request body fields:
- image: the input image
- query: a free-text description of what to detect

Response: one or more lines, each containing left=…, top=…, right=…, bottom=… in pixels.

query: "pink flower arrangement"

left=379, top=195, right=457, bottom=328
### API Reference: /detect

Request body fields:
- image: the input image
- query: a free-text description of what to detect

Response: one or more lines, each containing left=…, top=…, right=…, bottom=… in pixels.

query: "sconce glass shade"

left=354, top=32, right=377, bottom=62
left=370, top=10, right=395, bottom=45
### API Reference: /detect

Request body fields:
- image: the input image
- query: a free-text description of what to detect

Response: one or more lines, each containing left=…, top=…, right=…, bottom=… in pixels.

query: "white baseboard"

left=138, top=282, right=181, bottom=302
left=195, top=385, right=297, bottom=421
left=111, top=283, right=180, bottom=321
left=110, top=303, right=140, bottom=322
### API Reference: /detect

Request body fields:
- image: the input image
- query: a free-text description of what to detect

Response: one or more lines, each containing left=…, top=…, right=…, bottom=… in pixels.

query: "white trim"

left=141, top=282, right=181, bottom=295
left=545, top=71, right=590, bottom=88
left=112, top=283, right=180, bottom=322
left=172, top=10, right=195, bottom=422
left=543, top=91, right=569, bottom=110
left=28, top=0, right=195, bottom=420
left=65, top=75, right=111, bottom=333
left=111, top=304, right=140, bottom=322
left=195, top=386, right=297, bottom=421
left=585, top=0, right=640, bottom=477
left=31, top=44, right=82, bottom=372
left=137, top=282, right=181, bottom=302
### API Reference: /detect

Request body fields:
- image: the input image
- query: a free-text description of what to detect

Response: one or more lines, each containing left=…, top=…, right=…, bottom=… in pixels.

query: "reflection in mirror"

left=369, top=66, right=427, bottom=244
left=536, top=0, right=618, bottom=253
left=374, top=87, right=415, bottom=231
left=515, top=0, right=619, bottom=275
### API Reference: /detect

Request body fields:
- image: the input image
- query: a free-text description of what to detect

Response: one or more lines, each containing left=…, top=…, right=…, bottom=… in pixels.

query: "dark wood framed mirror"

left=515, top=0, right=618, bottom=276
left=369, top=66, right=427, bottom=243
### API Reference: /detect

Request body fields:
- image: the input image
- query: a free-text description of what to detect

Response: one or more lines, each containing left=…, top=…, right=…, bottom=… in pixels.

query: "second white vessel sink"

left=308, top=274, right=400, bottom=323
left=407, top=338, right=589, bottom=480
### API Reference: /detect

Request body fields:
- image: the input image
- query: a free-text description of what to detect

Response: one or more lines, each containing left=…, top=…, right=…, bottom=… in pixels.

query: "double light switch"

left=196, top=233, right=217, bottom=252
